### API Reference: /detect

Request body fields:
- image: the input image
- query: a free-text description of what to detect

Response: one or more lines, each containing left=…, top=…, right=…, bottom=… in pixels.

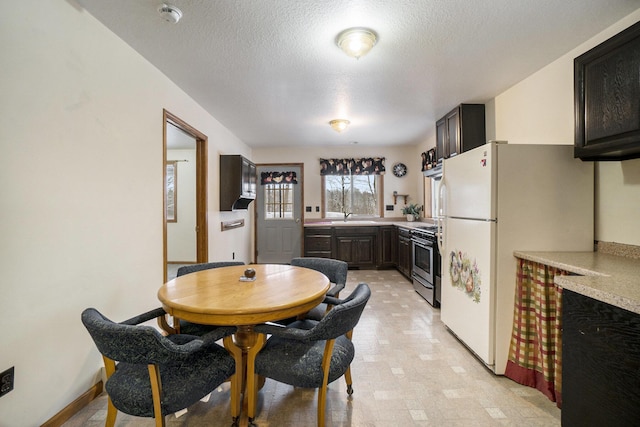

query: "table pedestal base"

left=225, top=326, right=266, bottom=426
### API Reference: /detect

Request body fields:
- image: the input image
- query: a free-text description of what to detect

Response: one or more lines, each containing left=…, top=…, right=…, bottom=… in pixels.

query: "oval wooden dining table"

left=157, top=263, right=330, bottom=425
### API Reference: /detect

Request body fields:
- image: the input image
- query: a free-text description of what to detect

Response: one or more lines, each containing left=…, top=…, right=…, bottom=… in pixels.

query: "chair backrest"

left=176, top=261, right=245, bottom=277
left=290, top=257, right=347, bottom=287
left=81, top=308, right=197, bottom=365
left=304, top=283, right=370, bottom=342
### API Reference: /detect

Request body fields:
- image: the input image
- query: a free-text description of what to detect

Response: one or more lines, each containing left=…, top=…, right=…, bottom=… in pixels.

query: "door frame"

left=163, top=109, right=208, bottom=283
left=254, top=163, right=305, bottom=262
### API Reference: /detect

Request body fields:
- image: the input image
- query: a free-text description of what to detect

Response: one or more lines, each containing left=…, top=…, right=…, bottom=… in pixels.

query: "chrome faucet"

left=343, top=212, right=352, bottom=221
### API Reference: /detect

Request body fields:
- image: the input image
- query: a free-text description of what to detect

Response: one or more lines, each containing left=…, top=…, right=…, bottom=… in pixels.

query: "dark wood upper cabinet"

left=574, top=21, right=640, bottom=161
left=219, top=155, right=256, bottom=211
left=435, top=104, right=486, bottom=163
left=435, top=118, right=446, bottom=164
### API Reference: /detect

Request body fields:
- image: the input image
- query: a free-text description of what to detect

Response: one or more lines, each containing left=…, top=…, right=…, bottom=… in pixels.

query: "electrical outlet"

left=0, top=367, right=14, bottom=398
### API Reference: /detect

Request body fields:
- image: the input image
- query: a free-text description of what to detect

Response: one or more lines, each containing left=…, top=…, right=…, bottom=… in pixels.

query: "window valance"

left=319, top=157, right=385, bottom=176
left=260, top=171, right=298, bottom=185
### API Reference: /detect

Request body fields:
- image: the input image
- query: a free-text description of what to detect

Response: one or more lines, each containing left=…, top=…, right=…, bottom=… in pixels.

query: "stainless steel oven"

left=411, top=226, right=440, bottom=307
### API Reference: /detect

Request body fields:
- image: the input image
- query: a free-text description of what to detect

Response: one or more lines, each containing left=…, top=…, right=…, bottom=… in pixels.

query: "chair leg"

left=317, top=384, right=328, bottom=427
left=344, top=365, right=353, bottom=395
left=318, top=339, right=336, bottom=427
left=105, top=396, right=117, bottom=427
left=148, top=365, right=166, bottom=427
left=102, top=357, right=118, bottom=427
left=344, top=329, right=354, bottom=394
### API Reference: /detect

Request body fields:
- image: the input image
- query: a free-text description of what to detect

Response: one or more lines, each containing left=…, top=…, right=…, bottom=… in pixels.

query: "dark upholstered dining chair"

left=247, top=283, right=371, bottom=427
left=175, top=261, right=245, bottom=278
left=290, top=257, right=348, bottom=321
left=81, top=307, right=240, bottom=427
left=159, top=261, right=245, bottom=336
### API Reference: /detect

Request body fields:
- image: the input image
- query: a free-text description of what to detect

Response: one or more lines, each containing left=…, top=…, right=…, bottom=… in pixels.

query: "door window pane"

left=264, top=184, right=294, bottom=219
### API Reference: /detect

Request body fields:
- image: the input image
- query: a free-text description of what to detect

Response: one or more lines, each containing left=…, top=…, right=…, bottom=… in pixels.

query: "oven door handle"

left=412, top=237, right=433, bottom=247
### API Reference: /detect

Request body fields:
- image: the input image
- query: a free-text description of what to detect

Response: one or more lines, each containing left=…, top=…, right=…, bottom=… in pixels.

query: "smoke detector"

left=158, top=4, right=182, bottom=24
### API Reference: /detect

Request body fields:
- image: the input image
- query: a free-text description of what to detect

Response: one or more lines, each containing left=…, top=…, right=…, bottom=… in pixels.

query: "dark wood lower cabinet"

left=378, top=226, right=397, bottom=268
left=303, top=227, right=332, bottom=258
left=335, top=235, right=376, bottom=268
left=334, top=227, right=377, bottom=268
left=397, top=228, right=412, bottom=279
left=562, top=289, right=640, bottom=426
left=303, top=225, right=401, bottom=270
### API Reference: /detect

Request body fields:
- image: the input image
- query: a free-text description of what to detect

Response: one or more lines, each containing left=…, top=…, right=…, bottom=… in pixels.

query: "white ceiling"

left=77, top=0, right=639, bottom=148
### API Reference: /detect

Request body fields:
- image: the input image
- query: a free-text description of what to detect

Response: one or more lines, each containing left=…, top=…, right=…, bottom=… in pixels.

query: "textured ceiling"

left=77, top=0, right=639, bottom=148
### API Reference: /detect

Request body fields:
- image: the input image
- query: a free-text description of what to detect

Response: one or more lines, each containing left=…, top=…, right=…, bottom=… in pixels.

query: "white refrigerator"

left=437, top=142, right=593, bottom=374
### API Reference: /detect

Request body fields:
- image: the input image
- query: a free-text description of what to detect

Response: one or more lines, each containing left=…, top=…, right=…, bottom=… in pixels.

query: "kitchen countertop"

left=304, top=220, right=435, bottom=230
left=514, top=251, right=640, bottom=315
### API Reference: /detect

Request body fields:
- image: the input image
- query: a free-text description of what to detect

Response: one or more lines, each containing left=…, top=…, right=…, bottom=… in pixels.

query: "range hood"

left=230, top=195, right=255, bottom=210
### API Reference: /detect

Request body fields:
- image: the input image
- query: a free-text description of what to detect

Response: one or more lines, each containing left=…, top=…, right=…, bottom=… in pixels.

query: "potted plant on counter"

left=402, top=204, right=422, bottom=221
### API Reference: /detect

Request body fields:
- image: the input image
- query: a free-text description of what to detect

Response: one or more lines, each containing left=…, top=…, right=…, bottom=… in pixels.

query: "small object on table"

left=240, top=268, right=256, bottom=281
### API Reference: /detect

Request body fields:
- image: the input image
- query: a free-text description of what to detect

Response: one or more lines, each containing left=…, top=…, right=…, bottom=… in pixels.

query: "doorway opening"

left=163, top=110, right=208, bottom=283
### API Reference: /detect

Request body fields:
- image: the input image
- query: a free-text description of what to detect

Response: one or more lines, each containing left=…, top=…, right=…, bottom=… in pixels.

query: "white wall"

left=252, top=144, right=426, bottom=219
left=493, top=9, right=640, bottom=246
left=0, top=1, right=251, bottom=425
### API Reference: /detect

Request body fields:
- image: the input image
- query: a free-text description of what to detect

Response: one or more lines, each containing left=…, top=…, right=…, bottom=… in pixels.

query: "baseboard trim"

left=41, top=381, right=103, bottom=427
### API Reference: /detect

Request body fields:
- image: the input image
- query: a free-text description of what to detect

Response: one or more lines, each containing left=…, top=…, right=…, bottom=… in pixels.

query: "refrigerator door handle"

left=437, top=217, right=444, bottom=254
left=448, top=216, right=497, bottom=222
left=437, top=180, right=446, bottom=254
left=439, top=175, right=446, bottom=219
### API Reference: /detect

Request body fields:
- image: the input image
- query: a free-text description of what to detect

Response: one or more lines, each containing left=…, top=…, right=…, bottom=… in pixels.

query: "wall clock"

left=392, top=162, right=407, bottom=177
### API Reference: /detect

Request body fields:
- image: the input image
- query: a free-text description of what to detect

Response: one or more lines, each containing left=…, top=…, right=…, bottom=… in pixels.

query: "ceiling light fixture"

left=336, top=27, right=378, bottom=59
left=158, top=4, right=183, bottom=24
left=329, top=119, right=351, bottom=133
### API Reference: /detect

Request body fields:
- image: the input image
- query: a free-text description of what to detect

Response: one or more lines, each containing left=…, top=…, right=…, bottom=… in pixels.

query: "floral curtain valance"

left=319, top=157, right=386, bottom=176
left=260, top=171, right=298, bottom=185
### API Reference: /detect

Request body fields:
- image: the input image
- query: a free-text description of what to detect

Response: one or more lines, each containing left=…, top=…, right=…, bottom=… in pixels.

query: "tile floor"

left=63, top=269, right=561, bottom=426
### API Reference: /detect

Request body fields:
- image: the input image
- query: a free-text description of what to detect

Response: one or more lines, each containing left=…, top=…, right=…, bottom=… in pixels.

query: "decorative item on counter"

left=240, top=268, right=256, bottom=282
left=402, top=204, right=422, bottom=221
left=421, top=149, right=437, bottom=172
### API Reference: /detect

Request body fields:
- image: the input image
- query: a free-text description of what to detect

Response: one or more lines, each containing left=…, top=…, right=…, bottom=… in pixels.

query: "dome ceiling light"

left=329, top=119, right=351, bottom=133
left=336, top=27, right=378, bottom=59
left=158, top=4, right=183, bottom=24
